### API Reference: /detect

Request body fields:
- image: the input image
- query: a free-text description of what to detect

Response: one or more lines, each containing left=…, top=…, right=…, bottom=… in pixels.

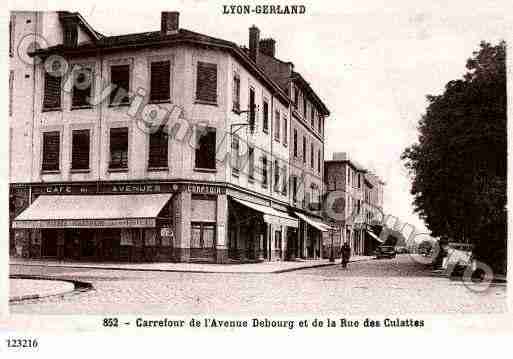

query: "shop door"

left=42, top=229, right=58, bottom=257
left=103, top=229, right=120, bottom=261
left=80, top=229, right=96, bottom=260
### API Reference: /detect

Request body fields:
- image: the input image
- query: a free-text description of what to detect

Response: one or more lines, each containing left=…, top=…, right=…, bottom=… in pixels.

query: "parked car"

left=375, top=245, right=396, bottom=259
left=395, top=246, right=408, bottom=254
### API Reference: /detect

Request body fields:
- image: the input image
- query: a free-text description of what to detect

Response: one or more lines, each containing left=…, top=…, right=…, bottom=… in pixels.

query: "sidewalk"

left=10, top=256, right=372, bottom=274
left=9, top=277, right=75, bottom=302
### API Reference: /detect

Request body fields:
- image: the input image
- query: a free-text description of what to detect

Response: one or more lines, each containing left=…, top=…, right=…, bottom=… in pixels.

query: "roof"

left=29, top=25, right=290, bottom=105
left=325, top=158, right=367, bottom=172
left=291, top=71, right=330, bottom=116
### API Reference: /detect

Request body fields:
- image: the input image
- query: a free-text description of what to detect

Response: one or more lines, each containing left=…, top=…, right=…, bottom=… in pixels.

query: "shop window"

left=71, top=67, right=93, bottom=108
left=110, top=64, right=130, bottom=105
left=150, top=60, right=170, bottom=103
left=71, top=129, right=90, bottom=170
left=196, top=62, right=217, bottom=103
left=43, top=71, right=62, bottom=110
left=148, top=127, right=168, bottom=168
left=42, top=131, right=60, bottom=172
left=232, top=73, right=240, bottom=111
left=109, top=127, right=128, bottom=169
left=274, top=230, right=282, bottom=251
left=262, top=100, right=269, bottom=133
left=191, top=223, right=216, bottom=249
left=195, top=127, right=216, bottom=170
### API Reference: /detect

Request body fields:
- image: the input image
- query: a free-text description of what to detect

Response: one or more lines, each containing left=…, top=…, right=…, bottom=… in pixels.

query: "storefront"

left=227, top=196, right=298, bottom=262
left=294, top=212, right=331, bottom=259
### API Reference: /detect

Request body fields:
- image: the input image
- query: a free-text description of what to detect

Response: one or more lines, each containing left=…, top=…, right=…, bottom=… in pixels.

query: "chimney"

left=59, top=13, right=78, bottom=48
left=259, top=38, right=276, bottom=57
left=249, top=25, right=260, bottom=62
left=161, top=11, right=179, bottom=35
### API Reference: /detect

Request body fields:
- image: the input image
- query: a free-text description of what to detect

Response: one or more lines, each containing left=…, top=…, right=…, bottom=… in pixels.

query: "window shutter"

left=148, top=129, right=169, bottom=168
left=150, top=61, right=170, bottom=102
left=71, top=129, right=90, bottom=170
left=43, top=72, right=62, bottom=110
left=196, top=62, right=217, bottom=103
left=109, top=127, right=129, bottom=169
left=110, top=65, right=130, bottom=105
left=42, top=131, right=60, bottom=171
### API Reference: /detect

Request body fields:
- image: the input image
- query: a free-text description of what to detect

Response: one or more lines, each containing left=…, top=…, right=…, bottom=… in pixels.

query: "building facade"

left=9, top=11, right=331, bottom=263
left=324, top=152, right=385, bottom=256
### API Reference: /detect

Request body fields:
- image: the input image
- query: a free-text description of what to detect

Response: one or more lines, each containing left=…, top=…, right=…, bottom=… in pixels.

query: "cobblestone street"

left=10, top=255, right=506, bottom=315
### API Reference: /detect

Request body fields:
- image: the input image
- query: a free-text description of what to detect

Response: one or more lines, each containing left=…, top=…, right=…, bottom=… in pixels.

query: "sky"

left=16, top=0, right=511, bottom=234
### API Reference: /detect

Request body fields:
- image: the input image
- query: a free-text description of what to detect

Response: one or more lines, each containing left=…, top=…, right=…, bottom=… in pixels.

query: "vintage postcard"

left=1, top=0, right=512, bottom=355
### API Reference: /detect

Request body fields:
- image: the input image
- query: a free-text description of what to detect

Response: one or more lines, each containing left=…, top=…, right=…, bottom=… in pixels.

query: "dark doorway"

left=102, top=229, right=120, bottom=261
left=80, top=229, right=96, bottom=260
left=42, top=229, right=58, bottom=257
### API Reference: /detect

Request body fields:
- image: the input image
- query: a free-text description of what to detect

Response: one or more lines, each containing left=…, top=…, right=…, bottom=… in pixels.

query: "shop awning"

left=231, top=197, right=298, bottom=228
left=12, top=193, right=173, bottom=229
left=294, top=212, right=331, bottom=232
left=367, top=230, right=385, bottom=243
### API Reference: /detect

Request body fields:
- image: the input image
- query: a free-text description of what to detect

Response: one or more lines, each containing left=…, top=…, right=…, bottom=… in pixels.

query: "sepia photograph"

left=2, top=0, right=511, bottom=353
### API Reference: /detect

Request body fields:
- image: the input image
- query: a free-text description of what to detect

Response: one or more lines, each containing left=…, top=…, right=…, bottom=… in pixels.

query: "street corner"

left=9, top=275, right=92, bottom=303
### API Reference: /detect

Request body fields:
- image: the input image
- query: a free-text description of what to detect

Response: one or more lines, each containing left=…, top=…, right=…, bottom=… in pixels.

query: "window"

left=293, top=129, right=298, bottom=157
left=262, top=100, right=269, bottom=133
left=249, top=87, right=255, bottom=132
left=231, top=135, right=240, bottom=173
left=274, top=110, right=280, bottom=141
left=358, top=173, right=361, bottom=188
left=293, top=86, right=299, bottom=108
left=42, top=131, right=60, bottom=172
left=195, top=127, right=216, bottom=170
left=248, top=146, right=255, bottom=179
left=311, top=143, right=314, bottom=168
left=274, top=159, right=280, bottom=193
left=292, top=176, right=298, bottom=203
left=311, top=107, right=315, bottom=127
left=191, top=223, right=216, bottom=249
left=9, top=71, right=13, bottom=116
left=43, top=71, right=62, bottom=110
left=303, top=97, right=307, bottom=117
left=196, top=62, right=217, bottom=103
left=71, top=129, right=90, bottom=170
left=283, top=116, right=288, bottom=146
left=71, top=67, right=93, bottom=108
left=110, top=64, right=130, bottom=105
left=109, top=127, right=129, bottom=169
left=317, top=149, right=321, bottom=173
left=302, top=136, right=306, bottom=163
left=150, top=60, right=170, bottom=103
left=281, top=166, right=287, bottom=195
left=148, top=127, right=169, bottom=168
left=318, top=116, right=322, bottom=134
left=233, top=74, right=240, bottom=111
left=9, top=15, right=15, bottom=57
left=262, top=155, right=268, bottom=187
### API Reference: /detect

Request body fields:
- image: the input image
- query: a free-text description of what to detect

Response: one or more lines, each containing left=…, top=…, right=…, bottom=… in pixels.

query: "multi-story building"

left=324, top=152, right=385, bottom=256
left=9, top=11, right=331, bottom=263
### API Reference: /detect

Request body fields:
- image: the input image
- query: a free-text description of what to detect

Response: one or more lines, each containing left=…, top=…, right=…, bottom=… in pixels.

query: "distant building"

left=324, top=152, right=385, bottom=256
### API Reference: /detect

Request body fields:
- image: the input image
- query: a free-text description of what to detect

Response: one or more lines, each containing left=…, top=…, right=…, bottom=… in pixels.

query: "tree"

left=401, top=41, right=506, bottom=273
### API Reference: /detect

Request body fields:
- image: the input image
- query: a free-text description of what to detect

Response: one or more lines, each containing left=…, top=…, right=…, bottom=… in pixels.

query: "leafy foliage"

left=401, top=41, right=506, bottom=271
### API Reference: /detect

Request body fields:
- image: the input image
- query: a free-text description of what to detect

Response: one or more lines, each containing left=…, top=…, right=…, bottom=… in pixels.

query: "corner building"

left=9, top=11, right=331, bottom=263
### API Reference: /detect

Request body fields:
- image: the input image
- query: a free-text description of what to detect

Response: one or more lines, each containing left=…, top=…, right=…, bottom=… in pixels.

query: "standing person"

left=341, top=242, right=351, bottom=268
